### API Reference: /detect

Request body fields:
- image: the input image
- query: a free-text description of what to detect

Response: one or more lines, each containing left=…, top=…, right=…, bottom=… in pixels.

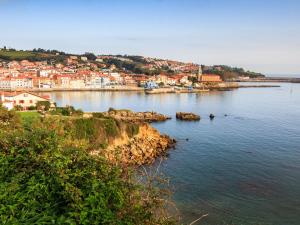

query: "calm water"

left=46, top=83, right=300, bottom=225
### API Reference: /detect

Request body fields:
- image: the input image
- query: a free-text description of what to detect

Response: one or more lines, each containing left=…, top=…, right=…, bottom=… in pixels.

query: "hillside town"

left=0, top=48, right=266, bottom=110
left=0, top=55, right=226, bottom=91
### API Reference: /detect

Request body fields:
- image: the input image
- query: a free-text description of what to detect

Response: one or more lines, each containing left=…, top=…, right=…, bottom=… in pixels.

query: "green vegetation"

left=203, top=65, right=265, bottom=80
left=0, top=49, right=66, bottom=62
left=50, top=106, right=83, bottom=116
left=0, top=106, right=175, bottom=224
left=0, top=50, right=37, bottom=60
left=16, top=111, right=40, bottom=126
left=104, top=57, right=162, bottom=75
left=36, top=101, right=51, bottom=111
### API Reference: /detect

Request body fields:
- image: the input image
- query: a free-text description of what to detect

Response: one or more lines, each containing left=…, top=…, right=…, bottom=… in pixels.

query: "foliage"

left=83, top=52, right=97, bottom=61
left=0, top=106, right=21, bottom=130
left=28, top=105, right=36, bottom=110
left=0, top=49, right=67, bottom=63
left=0, top=107, right=176, bottom=225
left=104, top=58, right=162, bottom=75
left=203, top=65, right=265, bottom=80
left=36, top=101, right=51, bottom=111
left=126, top=123, right=140, bottom=138
left=51, top=106, right=82, bottom=116
left=92, top=112, right=105, bottom=118
left=14, top=105, right=23, bottom=111
left=16, top=111, right=40, bottom=128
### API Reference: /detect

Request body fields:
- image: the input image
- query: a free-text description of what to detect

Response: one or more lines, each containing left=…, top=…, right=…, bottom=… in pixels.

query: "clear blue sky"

left=1, top=0, right=300, bottom=74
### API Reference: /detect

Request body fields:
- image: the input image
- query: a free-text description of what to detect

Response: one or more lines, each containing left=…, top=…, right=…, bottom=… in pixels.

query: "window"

left=19, top=100, right=24, bottom=104
left=29, top=100, right=33, bottom=103
left=24, top=94, right=28, bottom=97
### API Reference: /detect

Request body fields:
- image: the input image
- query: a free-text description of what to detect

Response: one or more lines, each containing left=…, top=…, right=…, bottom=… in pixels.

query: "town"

left=0, top=48, right=266, bottom=110
left=0, top=48, right=265, bottom=91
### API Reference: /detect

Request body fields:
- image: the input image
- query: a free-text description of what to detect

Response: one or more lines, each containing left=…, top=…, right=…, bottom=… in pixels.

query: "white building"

left=0, top=91, right=53, bottom=110
left=0, top=77, right=33, bottom=89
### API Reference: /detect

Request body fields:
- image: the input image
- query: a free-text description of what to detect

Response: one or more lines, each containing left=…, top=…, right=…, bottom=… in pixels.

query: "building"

left=0, top=77, right=33, bottom=89
left=144, top=81, right=158, bottom=89
left=0, top=91, right=53, bottom=110
left=70, top=78, right=86, bottom=88
left=54, top=75, right=71, bottom=88
left=197, top=65, right=203, bottom=81
left=81, top=56, right=88, bottom=61
left=199, top=74, right=222, bottom=83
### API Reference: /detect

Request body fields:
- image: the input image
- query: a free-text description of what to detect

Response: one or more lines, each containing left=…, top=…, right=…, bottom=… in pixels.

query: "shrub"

left=36, top=101, right=51, bottom=111
left=126, top=123, right=140, bottom=138
left=0, top=107, right=175, bottom=224
left=28, top=105, right=36, bottom=110
left=14, top=105, right=23, bottom=111
left=0, top=125, right=175, bottom=224
left=92, top=112, right=105, bottom=118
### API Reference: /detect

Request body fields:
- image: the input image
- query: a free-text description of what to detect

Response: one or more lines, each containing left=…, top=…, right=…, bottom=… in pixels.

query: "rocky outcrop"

left=96, top=123, right=176, bottom=165
left=102, top=109, right=171, bottom=123
left=176, top=112, right=200, bottom=121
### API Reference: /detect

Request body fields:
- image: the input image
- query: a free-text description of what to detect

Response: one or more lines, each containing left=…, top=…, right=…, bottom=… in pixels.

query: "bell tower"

left=197, top=65, right=202, bottom=82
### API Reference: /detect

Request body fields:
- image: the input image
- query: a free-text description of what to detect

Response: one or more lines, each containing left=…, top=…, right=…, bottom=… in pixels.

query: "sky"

left=0, top=0, right=300, bottom=75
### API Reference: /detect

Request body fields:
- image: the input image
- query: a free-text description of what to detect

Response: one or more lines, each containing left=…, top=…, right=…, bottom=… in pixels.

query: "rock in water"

left=102, top=109, right=171, bottom=123
left=176, top=112, right=200, bottom=121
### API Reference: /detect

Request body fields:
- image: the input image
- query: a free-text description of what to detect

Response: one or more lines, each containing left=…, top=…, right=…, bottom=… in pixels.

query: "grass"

left=0, top=50, right=60, bottom=61
left=0, top=50, right=37, bottom=59
left=17, top=111, right=41, bottom=125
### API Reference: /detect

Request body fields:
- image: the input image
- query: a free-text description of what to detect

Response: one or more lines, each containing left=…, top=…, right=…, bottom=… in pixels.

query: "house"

left=0, top=77, right=33, bottom=89
left=95, top=58, right=103, bottom=63
left=54, top=75, right=71, bottom=88
left=155, top=75, right=168, bottom=85
left=87, top=75, right=110, bottom=88
left=70, top=78, right=86, bottom=88
left=199, top=74, right=222, bottom=83
left=144, top=81, right=158, bottom=89
left=81, top=56, right=88, bottom=61
left=0, top=91, right=54, bottom=110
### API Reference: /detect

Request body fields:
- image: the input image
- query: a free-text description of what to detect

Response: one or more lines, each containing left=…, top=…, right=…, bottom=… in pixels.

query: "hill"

left=0, top=47, right=265, bottom=79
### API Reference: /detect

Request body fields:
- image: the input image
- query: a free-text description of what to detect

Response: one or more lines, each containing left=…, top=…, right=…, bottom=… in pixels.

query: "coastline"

left=0, top=82, right=282, bottom=94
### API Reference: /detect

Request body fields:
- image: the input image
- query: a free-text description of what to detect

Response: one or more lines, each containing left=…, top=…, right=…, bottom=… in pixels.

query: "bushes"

left=27, top=105, right=36, bottom=110
left=14, top=104, right=23, bottom=111
left=0, top=129, right=164, bottom=224
left=0, top=106, right=21, bottom=129
left=52, top=106, right=84, bottom=116
left=0, top=108, right=176, bottom=224
left=36, top=101, right=51, bottom=111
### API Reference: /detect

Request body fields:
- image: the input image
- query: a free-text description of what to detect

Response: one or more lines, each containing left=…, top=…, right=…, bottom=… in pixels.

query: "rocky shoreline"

left=101, top=109, right=171, bottom=122
left=86, top=109, right=175, bottom=165
left=176, top=112, right=200, bottom=121
left=93, top=123, right=176, bottom=165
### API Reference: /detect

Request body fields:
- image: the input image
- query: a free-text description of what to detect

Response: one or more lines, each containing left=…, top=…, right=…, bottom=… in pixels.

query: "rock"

left=102, top=123, right=176, bottom=166
left=209, top=114, right=215, bottom=120
left=102, top=109, right=171, bottom=123
left=176, top=112, right=200, bottom=121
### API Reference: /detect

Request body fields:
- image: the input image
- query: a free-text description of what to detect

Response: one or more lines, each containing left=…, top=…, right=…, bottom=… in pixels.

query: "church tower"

left=197, top=65, right=202, bottom=82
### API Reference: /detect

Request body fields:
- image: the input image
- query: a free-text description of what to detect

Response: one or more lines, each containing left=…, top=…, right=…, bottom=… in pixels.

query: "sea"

left=45, top=82, right=300, bottom=225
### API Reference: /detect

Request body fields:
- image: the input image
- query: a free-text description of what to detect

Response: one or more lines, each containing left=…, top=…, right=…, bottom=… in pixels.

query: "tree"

left=83, top=52, right=97, bottom=61
left=36, top=101, right=51, bottom=111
